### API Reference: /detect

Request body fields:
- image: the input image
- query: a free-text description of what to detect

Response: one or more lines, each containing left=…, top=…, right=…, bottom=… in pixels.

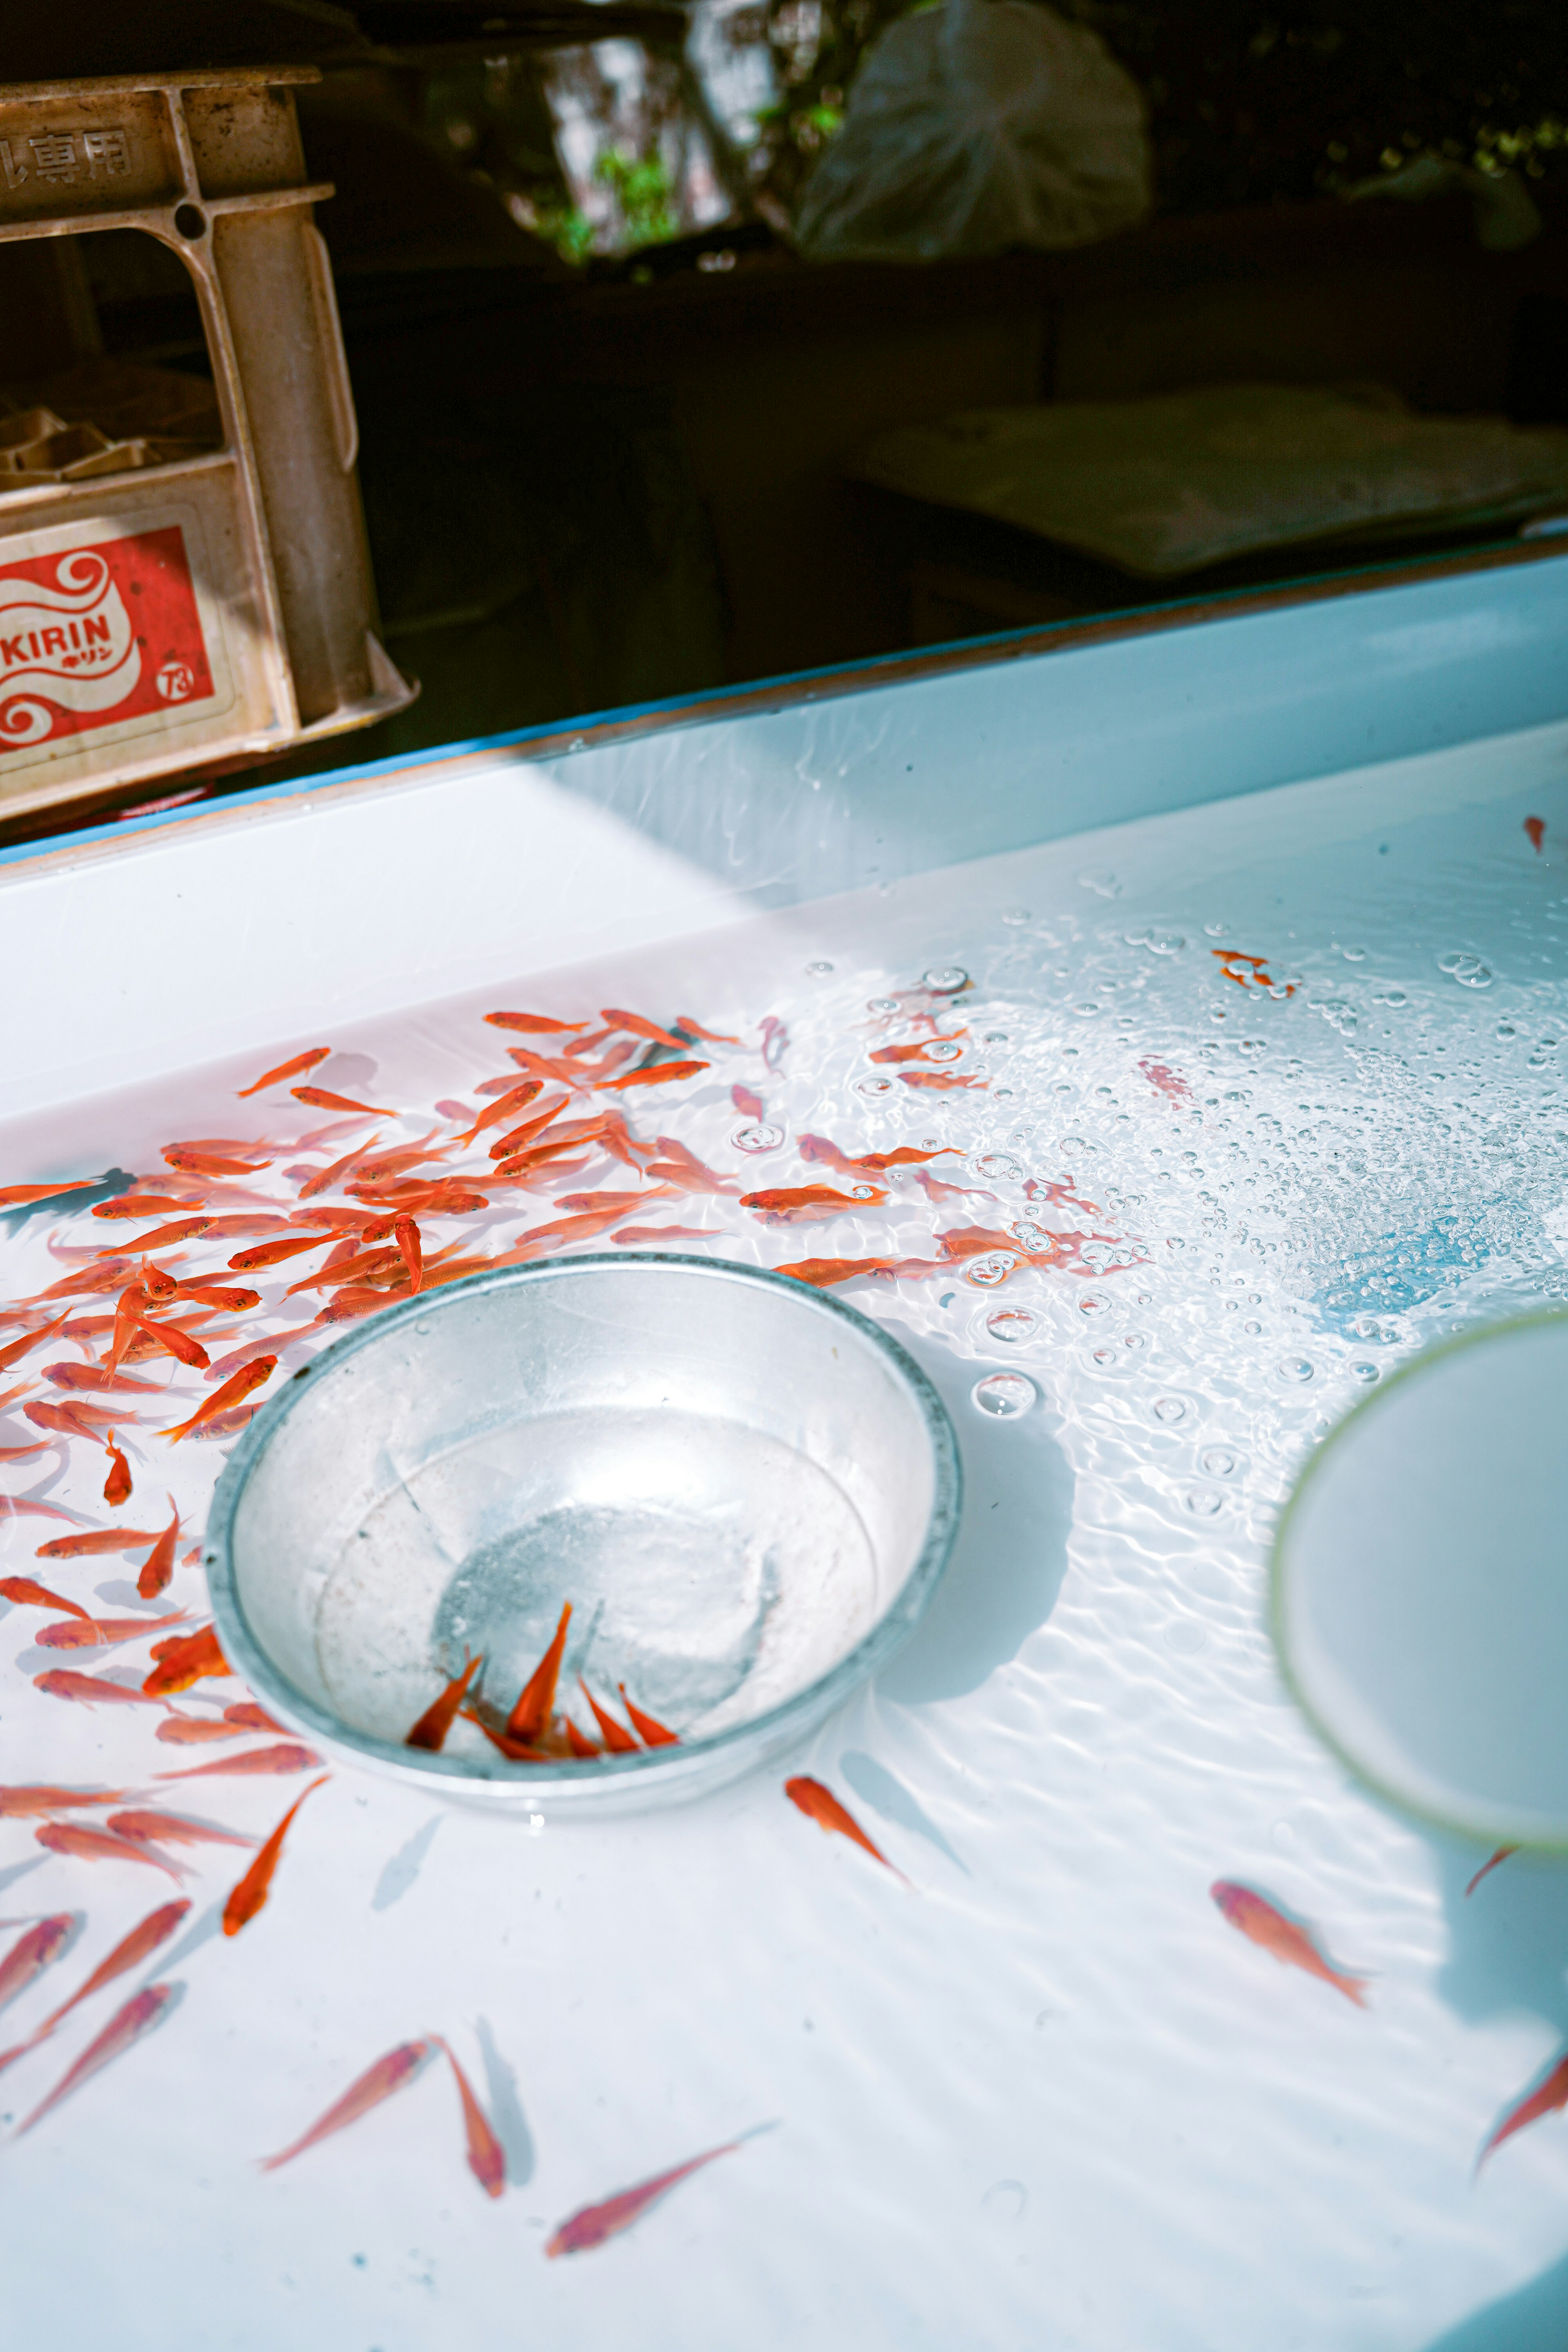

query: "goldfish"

left=222, top=1775, right=328, bottom=1936
left=508, top=1605, right=572, bottom=1743
left=553, top=1189, right=662, bottom=1216
left=897, top=1069, right=986, bottom=1091
left=36, top=1821, right=185, bottom=1881
left=1479, top=2051, right=1568, bottom=2167
left=732, top=1084, right=764, bottom=1120
left=1466, top=1846, right=1518, bottom=1898
left=110, top=1810, right=256, bottom=1853
left=1139, top=1058, right=1191, bottom=1104
left=1, top=1496, right=80, bottom=1524
left=619, top=1686, right=679, bottom=1746
left=164, top=1146, right=272, bottom=1176
left=740, top=1185, right=888, bottom=1226
left=155, top=1713, right=247, bottom=1745
left=107, top=1217, right=213, bottom=1252
left=578, top=1681, right=639, bottom=1755
left=127, top=1313, right=210, bottom=1371
left=0, top=1787, right=128, bottom=1817
left=0, top=1180, right=98, bottom=1208
left=225, top=1701, right=287, bottom=1733
left=676, top=1017, right=741, bottom=1044
left=35, top=1668, right=169, bottom=1709
left=912, top=1167, right=994, bottom=1206
left=492, top=1204, right=660, bottom=1258
left=546, top=2134, right=749, bottom=2256
left=16, top=1981, right=176, bottom=2137
left=797, top=1135, right=946, bottom=1175
left=612, top=1225, right=711, bottom=1245
left=44, top=1361, right=161, bottom=1394
left=1211, top=949, right=1294, bottom=997
left=285, top=1244, right=399, bottom=1297
left=775, top=1256, right=899, bottom=1290
left=595, top=1059, right=708, bottom=1091
left=0, top=1914, right=74, bottom=2014
left=157, top=1742, right=321, bottom=1780
left=36, top=1524, right=165, bottom=1559
left=261, top=2038, right=434, bottom=2171
left=238, top=1048, right=331, bottom=1097
left=868, top=1032, right=967, bottom=1065
left=92, top=1194, right=199, bottom=1219
left=0, top=1310, right=71, bottom=1374
left=600, top=1008, right=689, bottom=1050
left=292, top=1086, right=398, bottom=1117
left=455, top=1079, right=545, bottom=1148
left=1209, top=1880, right=1368, bottom=2005
left=392, top=1215, right=423, bottom=1293
left=436, top=2035, right=507, bottom=2197
left=143, top=1623, right=229, bottom=1697
left=462, top=1712, right=551, bottom=1762
left=405, top=1654, right=483, bottom=1751
left=485, top=1012, right=589, bottom=1034
left=296, top=1137, right=383, bottom=1200
left=168, top=1281, right=260, bottom=1313
left=14, top=1900, right=188, bottom=2058
left=644, top=1137, right=738, bottom=1196
left=1526, top=815, right=1546, bottom=853
left=785, top=1776, right=906, bottom=1879
left=504, top=1046, right=587, bottom=1088
left=227, top=1231, right=337, bottom=1271
left=162, top=1354, right=276, bottom=1442
left=0, top=1441, right=47, bottom=1461
left=563, top=1715, right=601, bottom=1757
left=137, top=1499, right=181, bottom=1599
left=489, top=1125, right=586, bottom=1170
left=37, top=1611, right=186, bottom=1651
left=1, top=1576, right=91, bottom=1620
left=759, top=1016, right=788, bottom=1069
left=26, top=1398, right=133, bottom=1440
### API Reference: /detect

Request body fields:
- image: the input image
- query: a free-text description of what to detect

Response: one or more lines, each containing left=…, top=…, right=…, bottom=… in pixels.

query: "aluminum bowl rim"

left=205, top=1251, right=963, bottom=1799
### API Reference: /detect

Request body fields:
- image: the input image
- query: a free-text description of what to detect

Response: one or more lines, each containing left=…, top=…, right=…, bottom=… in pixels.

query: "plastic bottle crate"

left=0, top=63, right=416, bottom=823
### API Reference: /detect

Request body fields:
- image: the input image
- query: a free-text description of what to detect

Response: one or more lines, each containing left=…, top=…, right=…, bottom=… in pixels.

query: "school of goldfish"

left=0, top=944, right=1562, bottom=2245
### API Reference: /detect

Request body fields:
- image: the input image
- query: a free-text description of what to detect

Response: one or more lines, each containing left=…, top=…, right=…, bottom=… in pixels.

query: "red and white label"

left=0, top=523, right=215, bottom=750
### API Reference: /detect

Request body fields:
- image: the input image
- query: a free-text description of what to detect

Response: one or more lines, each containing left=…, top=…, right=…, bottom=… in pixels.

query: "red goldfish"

left=0, top=1576, right=91, bottom=1620
left=157, top=1743, right=321, bottom=1780
left=547, top=2135, right=750, bottom=2256
left=595, top=1059, right=708, bottom=1091
left=36, top=1822, right=184, bottom=1882
left=785, top=1775, right=906, bottom=1879
left=0, top=1180, right=98, bottom=1208
left=102, top=1436, right=132, bottom=1506
left=238, top=1047, right=330, bottom=1097
left=1526, top=815, right=1546, bottom=853
left=578, top=1679, right=638, bottom=1755
left=4, top=1901, right=187, bottom=2064
left=1479, top=2051, right=1568, bottom=2167
left=16, top=1981, right=176, bottom=2137
left=619, top=1686, right=679, bottom=1746
left=1209, top=1880, right=1368, bottom=2005
left=405, top=1654, right=483, bottom=1751
left=1466, top=1846, right=1517, bottom=1898
left=137, top=1499, right=181, bottom=1599
left=223, top=1775, right=328, bottom=1936
left=508, top=1605, right=571, bottom=1743
left=462, top=1712, right=550, bottom=1763
left=36, top=1524, right=164, bottom=1559
left=261, top=2037, right=434, bottom=2171
left=0, top=1914, right=74, bottom=2013
left=36, top=1669, right=168, bottom=1709
left=436, top=2035, right=507, bottom=2197
left=485, top=1012, right=588, bottom=1034
left=163, top=1354, right=275, bottom=1441
left=143, top=1624, right=229, bottom=1697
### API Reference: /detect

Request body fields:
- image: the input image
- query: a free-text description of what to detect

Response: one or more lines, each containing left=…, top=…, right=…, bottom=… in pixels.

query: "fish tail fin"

left=1336, top=1970, right=1372, bottom=2008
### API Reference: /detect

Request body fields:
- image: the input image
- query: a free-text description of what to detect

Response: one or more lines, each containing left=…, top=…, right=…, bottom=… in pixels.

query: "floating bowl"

left=1272, top=1311, right=1568, bottom=1847
left=206, top=1254, right=961, bottom=1817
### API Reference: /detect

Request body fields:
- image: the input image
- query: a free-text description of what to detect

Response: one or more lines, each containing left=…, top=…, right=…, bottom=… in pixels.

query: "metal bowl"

left=206, top=1254, right=961, bottom=1817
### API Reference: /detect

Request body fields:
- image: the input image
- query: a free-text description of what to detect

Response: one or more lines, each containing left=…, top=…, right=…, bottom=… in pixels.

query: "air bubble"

left=1000, top=907, right=1030, bottom=925
left=1277, top=1356, right=1315, bottom=1383
left=923, top=965, right=968, bottom=992
left=1009, top=1221, right=1051, bottom=1253
left=1200, top=1446, right=1236, bottom=1477
left=731, top=1122, right=783, bottom=1153
left=1078, top=1290, right=1112, bottom=1316
left=925, top=1041, right=963, bottom=1062
left=856, top=1077, right=895, bottom=1097
left=1350, top=1362, right=1379, bottom=1383
left=972, top=1372, right=1036, bottom=1418
left=1074, top=1003, right=1101, bottom=1018
left=1374, top=988, right=1408, bottom=1007
left=1077, top=869, right=1120, bottom=898
left=806, top=960, right=833, bottom=976
left=1091, top=1345, right=1116, bottom=1366
left=985, top=1308, right=1038, bottom=1343
left=867, top=997, right=899, bottom=1014
left=1123, top=1332, right=1147, bottom=1350
left=964, top=1252, right=1019, bottom=1288
left=1342, top=945, right=1367, bottom=962
left=1456, top=964, right=1492, bottom=989
left=972, top=1153, right=1022, bottom=1181
left=1183, top=1489, right=1223, bottom=1517
left=1154, top=1397, right=1187, bottom=1423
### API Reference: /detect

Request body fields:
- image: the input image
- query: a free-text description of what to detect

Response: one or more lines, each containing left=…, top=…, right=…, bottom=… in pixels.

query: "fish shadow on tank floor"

left=873, top=1321, right=1074, bottom=1705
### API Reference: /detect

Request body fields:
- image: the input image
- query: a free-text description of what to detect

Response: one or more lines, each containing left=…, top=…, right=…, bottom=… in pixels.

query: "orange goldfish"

left=775, top=1256, right=899, bottom=1290
left=0, top=1310, right=72, bottom=1374
left=436, top=2035, right=506, bottom=2197
left=0, top=1180, right=98, bottom=1208
left=36, top=1524, right=163, bottom=1559
left=392, top=1214, right=423, bottom=1293
left=0, top=1913, right=74, bottom=2013
left=485, top=1012, right=588, bottom=1034
left=504, top=1046, right=588, bottom=1087
left=37, top=1611, right=186, bottom=1651
left=676, top=1017, right=740, bottom=1044
left=16, top=1981, right=176, bottom=2137
left=165, top=1146, right=272, bottom=1177
left=785, top=1775, right=906, bottom=1879
left=740, top=1185, right=887, bottom=1226
left=612, top=1225, right=711, bottom=1244
left=226, top=1701, right=287, bottom=1733
left=11, top=1901, right=188, bottom=2059
left=1, top=1496, right=80, bottom=1525
left=553, top=1189, right=659, bottom=1216
left=563, top=1715, right=601, bottom=1757
left=579, top=1679, right=639, bottom=1755
left=292, top=1086, right=397, bottom=1116
left=157, top=1742, right=321, bottom=1780
left=222, top=1775, right=328, bottom=1936
left=1466, top=1846, right=1518, bottom=1898
left=1525, top=815, right=1546, bottom=853
left=797, top=1135, right=946, bottom=1175
left=296, top=1137, right=383, bottom=1200
left=227, top=1231, right=338, bottom=1271
left=156, top=1713, right=245, bottom=1745
left=92, top=1194, right=198, bottom=1219
left=162, top=1354, right=276, bottom=1442
left=36, top=1668, right=168, bottom=1710
left=108, top=1810, right=256, bottom=1852
left=1479, top=2051, right=1568, bottom=2167
left=644, top=1137, right=738, bottom=1196
left=1209, top=1880, right=1368, bottom=2005
left=547, top=2135, right=749, bottom=2256
left=455, top=1079, right=545, bottom=1148
left=405, top=1654, right=483, bottom=1751
left=143, top=1624, right=229, bottom=1697
left=125, top=1312, right=210, bottom=1372
left=35, top=1822, right=184, bottom=1883
left=102, top=1437, right=132, bottom=1507
left=238, top=1047, right=331, bottom=1097
left=137, top=1499, right=181, bottom=1599
left=261, top=2038, right=434, bottom=2171
left=869, top=1033, right=967, bottom=1065
left=105, top=1216, right=212, bottom=1252
left=0, top=1576, right=91, bottom=1620
left=595, top=1059, right=708, bottom=1092
left=462, top=1712, right=551, bottom=1762
left=285, top=1245, right=399, bottom=1297
left=168, top=1281, right=260, bottom=1312
left=26, top=1398, right=135, bottom=1441
left=0, top=1786, right=128, bottom=1817
left=508, top=1605, right=571, bottom=1743
left=600, top=1008, right=689, bottom=1050
left=619, top=1686, right=679, bottom=1746
left=732, top=1083, right=765, bottom=1120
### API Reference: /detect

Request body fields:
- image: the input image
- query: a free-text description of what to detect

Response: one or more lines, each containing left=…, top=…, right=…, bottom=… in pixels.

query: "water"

left=3, top=751, right=1568, bottom=2345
